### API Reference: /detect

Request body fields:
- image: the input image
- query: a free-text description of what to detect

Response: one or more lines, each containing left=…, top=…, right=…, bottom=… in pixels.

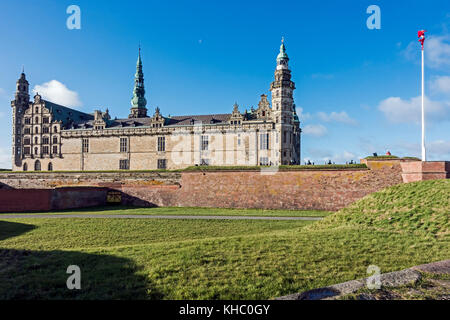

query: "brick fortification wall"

left=120, top=162, right=403, bottom=211
left=0, top=160, right=406, bottom=212
left=0, top=187, right=108, bottom=213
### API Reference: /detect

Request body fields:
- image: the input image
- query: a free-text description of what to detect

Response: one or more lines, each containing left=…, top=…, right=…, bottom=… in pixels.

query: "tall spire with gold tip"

left=129, top=46, right=148, bottom=118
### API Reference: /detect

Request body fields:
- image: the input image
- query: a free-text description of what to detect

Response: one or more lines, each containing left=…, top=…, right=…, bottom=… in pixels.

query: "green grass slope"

left=0, top=180, right=448, bottom=299
left=312, top=179, right=449, bottom=238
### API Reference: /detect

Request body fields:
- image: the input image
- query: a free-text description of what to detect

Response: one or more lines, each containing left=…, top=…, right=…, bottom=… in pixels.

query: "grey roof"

left=58, top=109, right=234, bottom=130
left=44, top=100, right=94, bottom=128
left=165, top=114, right=231, bottom=126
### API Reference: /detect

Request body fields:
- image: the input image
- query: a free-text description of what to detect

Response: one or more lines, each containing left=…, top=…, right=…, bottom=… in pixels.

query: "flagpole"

left=421, top=41, right=426, bottom=161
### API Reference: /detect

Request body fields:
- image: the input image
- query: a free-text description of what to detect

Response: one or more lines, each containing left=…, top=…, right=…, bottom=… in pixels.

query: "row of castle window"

left=22, top=161, right=53, bottom=171
left=23, top=126, right=58, bottom=134
left=23, top=146, right=58, bottom=155
left=81, top=134, right=272, bottom=154
left=82, top=137, right=168, bottom=153
left=24, top=117, right=50, bottom=124
left=24, top=136, right=58, bottom=145
left=118, top=159, right=167, bottom=170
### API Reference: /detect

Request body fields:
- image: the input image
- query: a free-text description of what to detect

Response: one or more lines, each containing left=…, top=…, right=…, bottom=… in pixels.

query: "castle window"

left=43, top=127, right=49, bottom=134
left=119, top=159, right=129, bottom=170
left=120, top=138, right=128, bottom=153
left=35, top=107, right=39, bottom=113
left=23, top=163, right=28, bottom=171
left=24, top=128, right=30, bottom=134
left=35, top=137, right=38, bottom=144
left=48, top=163, right=53, bottom=171
left=34, top=160, right=41, bottom=171
left=42, top=146, right=49, bottom=154
left=34, top=147, right=38, bottom=155
left=82, top=138, right=89, bottom=153
left=157, top=159, right=167, bottom=169
left=35, top=127, right=39, bottom=134
left=43, top=117, right=49, bottom=123
left=43, top=137, right=49, bottom=145
left=260, top=133, right=269, bottom=150
left=259, top=157, right=269, bottom=166
left=25, top=118, right=31, bottom=124
left=158, top=136, right=165, bottom=152
left=53, top=146, right=58, bottom=154
left=35, top=117, right=39, bottom=123
left=24, top=147, right=30, bottom=155
left=53, top=136, right=58, bottom=144
left=201, top=135, right=209, bottom=151
left=24, top=138, right=30, bottom=145
left=54, top=126, right=58, bottom=133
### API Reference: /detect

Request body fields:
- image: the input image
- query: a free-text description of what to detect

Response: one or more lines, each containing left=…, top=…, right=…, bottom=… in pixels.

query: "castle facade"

left=11, top=41, right=301, bottom=171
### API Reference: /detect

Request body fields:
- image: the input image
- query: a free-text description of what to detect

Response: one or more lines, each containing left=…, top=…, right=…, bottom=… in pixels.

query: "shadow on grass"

left=0, top=220, right=161, bottom=300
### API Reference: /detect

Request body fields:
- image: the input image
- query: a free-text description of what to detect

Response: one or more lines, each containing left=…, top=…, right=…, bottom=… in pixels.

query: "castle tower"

left=270, top=38, right=297, bottom=165
left=129, top=47, right=148, bottom=118
left=11, top=70, right=30, bottom=168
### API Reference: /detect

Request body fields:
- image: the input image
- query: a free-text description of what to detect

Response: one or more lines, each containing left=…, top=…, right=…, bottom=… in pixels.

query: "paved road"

left=0, top=214, right=323, bottom=221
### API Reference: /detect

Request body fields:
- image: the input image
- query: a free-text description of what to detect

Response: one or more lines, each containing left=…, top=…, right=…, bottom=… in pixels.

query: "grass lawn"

left=0, top=180, right=448, bottom=299
left=23, top=206, right=332, bottom=217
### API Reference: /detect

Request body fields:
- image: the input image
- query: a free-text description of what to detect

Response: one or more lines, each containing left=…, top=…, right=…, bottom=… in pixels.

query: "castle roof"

left=44, top=100, right=94, bottom=128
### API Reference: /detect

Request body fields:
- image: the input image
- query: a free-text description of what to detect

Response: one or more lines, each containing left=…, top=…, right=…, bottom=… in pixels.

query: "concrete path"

left=0, top=214, right=323, bottom=221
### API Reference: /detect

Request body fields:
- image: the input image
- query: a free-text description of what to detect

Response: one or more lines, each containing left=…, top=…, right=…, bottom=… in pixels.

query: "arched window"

left=35, top=127, right=39, bottom=134
left=34, top=147, right=38, bottom=155
left=53, top=136, right=58, bottom=144
left=35, top=117, right=38, bottom=123
left=35, top=137, right=38, bottom=144
left=34, top=160, right=41, bottom=171
left=48, top=163, right=53, bottom=171
left=54, top=126, right=58, bottom=133
left=23, top=163, right=28, bottom=171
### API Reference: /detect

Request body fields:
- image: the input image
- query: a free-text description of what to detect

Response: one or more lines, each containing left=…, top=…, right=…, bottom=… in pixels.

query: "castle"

left=10, top=40, right=301, bottom=171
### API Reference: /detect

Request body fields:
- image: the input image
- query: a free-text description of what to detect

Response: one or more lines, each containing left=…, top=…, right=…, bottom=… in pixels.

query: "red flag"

left=418, top=30, right=427, bottom=49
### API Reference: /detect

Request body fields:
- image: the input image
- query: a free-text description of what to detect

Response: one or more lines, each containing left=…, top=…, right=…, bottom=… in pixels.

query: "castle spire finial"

left=129, top=47, right=147, bottom=118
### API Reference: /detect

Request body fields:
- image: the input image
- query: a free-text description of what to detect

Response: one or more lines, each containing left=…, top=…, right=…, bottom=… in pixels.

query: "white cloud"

left=426, top=35, right=450, bottom=68
left=395, top=140, right=450, bottom=160
left=0, top=147, right=11, bottom=169
left=302, top=124, right=327, bottom=137
left=431, top=75, right=450, bottom=94
left=316, top=111, right=358, bottom=125
left=378, top=95, right=450, bottom=123
left=330, top=151, right=358, bottom=164
left=402, top=35, right=450, bottom=69
left=296, top=106, right=312, bottom=121
left=305, top=149, right=358, bottom=164
left=33, top=80, right=82, bottom=108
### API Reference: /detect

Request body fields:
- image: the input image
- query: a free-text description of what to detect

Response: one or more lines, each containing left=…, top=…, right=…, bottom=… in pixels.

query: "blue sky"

left=1, top=0, right=449, bottom=167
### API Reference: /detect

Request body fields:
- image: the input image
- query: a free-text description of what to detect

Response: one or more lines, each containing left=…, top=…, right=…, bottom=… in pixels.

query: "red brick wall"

left=119, top=164, right=403, bottom=211
left=0, top=187, right=108, bottom=213
left=0, top=189, right=52, bottom=212
left=401, top=161, right=450, bottom=183
left=0, top=161, right=407, bottom=212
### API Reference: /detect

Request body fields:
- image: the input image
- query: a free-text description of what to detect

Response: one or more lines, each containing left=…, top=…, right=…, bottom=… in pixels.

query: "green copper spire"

left=131, top=46, right=147, bottom=110
left=277, top=37, right=289, bottom=62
